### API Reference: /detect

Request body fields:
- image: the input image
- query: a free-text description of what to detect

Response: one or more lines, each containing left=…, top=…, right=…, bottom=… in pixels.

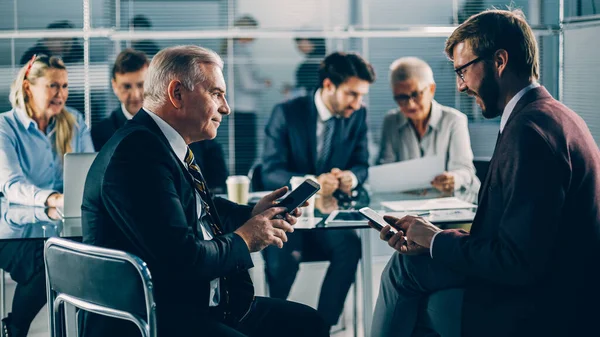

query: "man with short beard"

left=370, top=9, right=600, bottom=337
left=261, top=51, right=375, bottom=329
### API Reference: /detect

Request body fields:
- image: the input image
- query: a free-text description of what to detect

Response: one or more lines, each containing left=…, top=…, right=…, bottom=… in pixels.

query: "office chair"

left=44, top=237, right=156, bottom=337
left=473, top=157, right=491, bottom=185
left=248, top=163, right=265, bottom=192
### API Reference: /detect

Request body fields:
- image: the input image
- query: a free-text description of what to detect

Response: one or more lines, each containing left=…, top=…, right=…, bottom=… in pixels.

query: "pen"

left=415, top=211, right=430, bottom=217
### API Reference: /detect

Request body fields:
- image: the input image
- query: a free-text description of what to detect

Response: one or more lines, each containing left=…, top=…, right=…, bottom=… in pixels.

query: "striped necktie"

left=318, top=117, right=337, bottom=173
left=184, top=147, right=223, bottom=236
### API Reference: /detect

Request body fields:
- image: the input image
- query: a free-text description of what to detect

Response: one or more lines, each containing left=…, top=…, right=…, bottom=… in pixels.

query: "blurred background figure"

left=129, top=14, right=161, bottom=58
left=293, top=37, right=327, bottom=96
left=20, top=21, right=84, bottom=65
left=0, top=55, right=94, bottom=207
left=222, top=15, right=272, bottom=175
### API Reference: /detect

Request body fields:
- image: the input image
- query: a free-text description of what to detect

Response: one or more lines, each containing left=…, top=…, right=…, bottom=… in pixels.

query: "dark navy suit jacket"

left=261, top=93, right=369, bottom=190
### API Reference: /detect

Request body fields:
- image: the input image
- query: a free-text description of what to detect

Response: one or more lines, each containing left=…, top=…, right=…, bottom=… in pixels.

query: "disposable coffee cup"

left=226, top=175, right=250, bottom=205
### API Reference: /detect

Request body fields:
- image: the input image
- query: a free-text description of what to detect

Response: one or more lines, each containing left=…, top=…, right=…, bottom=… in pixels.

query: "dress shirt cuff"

left=35, top=207, right=52, bottom=222
left=231, top=233, right=255, bottom=272
left=350, top=172, right=359, bottom=189
left=34, top=189, right=58, bottom=207
left=430, top=230, right=443, bottom=258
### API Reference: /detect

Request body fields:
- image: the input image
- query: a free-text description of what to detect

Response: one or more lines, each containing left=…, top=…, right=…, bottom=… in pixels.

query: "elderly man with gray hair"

left=378, top=56, right=479, bottom=194
left=81, top=45, right=329, bottom=337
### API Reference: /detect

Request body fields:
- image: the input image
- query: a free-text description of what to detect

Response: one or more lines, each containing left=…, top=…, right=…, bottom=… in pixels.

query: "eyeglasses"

left=454, top=56, right=484, bottom=82
left=393, top=87, right=428, bottom=106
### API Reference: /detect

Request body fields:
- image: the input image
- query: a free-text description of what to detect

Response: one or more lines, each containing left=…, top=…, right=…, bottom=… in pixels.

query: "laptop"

left=58, top=152, right=98, bottom=219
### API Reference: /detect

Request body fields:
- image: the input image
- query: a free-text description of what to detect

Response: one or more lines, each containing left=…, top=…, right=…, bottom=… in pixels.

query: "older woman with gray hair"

left=377, top=56, right=480, bottom=194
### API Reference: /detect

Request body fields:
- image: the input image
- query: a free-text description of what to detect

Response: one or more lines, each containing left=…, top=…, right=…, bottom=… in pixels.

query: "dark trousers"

left=263, top=229, right=361, bottom=326
left=205, top=297, right=329, bottom=337
left=82, top=296, right=329, bottom=337
left=372, top=252, right=465, bottom=337
left=0, top=241, right=47, bottom=337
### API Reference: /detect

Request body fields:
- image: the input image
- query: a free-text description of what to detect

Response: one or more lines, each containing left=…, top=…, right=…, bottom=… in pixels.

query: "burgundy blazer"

left=433, top=86, right=600, bottom=337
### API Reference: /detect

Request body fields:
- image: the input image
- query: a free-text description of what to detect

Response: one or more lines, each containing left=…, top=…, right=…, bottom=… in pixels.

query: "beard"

left=477, top=67, right=502, bottom=119
left=329, top=94, right=354, bottom=118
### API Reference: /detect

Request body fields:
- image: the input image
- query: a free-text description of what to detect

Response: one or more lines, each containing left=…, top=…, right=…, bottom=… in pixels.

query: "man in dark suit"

left=261, top=52, right=375, bottom=328
left=81, top=45, right=328, bottom=337
left=371, top=9, right=600, bottom=337
left=92, top=48, right=149, bottom=150
left=93, top=48, right=228, bottom=191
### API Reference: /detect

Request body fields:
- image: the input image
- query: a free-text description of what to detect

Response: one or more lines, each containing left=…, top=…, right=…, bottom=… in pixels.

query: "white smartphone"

left=358, top=207, right=398, bottom=236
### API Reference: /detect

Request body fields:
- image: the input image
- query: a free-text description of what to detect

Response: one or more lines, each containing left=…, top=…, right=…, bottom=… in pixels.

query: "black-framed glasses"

left=393, top=86, right=428, bottom=106
left=454, top=56, right=484, bottom=82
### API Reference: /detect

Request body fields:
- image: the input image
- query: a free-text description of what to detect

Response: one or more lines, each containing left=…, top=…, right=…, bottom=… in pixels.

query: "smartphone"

left=276, top=179, right=321, bottom=215
left=358, top=207, right=398, bottom=237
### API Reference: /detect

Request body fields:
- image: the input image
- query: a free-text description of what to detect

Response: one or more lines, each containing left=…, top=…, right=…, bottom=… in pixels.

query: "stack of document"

left=380, top=197, right=477, bottom=211
left=386, top=209, right=476, bottom=223
left=380, top=197, right=477, bottom=223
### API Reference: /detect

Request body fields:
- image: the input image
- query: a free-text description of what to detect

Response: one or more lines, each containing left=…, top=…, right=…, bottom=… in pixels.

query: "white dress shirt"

left=430, top=82, right=540, bottom=258
left=145, top=108, right=220, bottom=307
left=121, top=104, right=134, bottom=120
left=313, top=89, right=358, bottom=189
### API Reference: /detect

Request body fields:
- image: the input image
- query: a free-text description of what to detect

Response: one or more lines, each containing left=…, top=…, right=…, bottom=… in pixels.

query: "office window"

left=0, top=0, right=582, bottom=173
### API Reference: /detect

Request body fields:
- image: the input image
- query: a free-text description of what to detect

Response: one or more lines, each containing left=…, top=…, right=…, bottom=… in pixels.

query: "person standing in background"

left=222, top=15, right=271, bottom=175
left=20, top=21, right=84, bottom=65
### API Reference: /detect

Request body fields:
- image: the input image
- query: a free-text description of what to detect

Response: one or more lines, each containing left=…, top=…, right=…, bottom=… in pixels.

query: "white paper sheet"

left=368, top=156, right=446, bottom=193
left=380, top=197, right=477, bottom=212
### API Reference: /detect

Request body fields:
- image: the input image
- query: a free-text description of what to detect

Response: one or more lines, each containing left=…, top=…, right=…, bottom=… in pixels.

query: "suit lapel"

left=132, top=109, right=201, bottom=229
left=476, top=87, right=551, bottom=209
left=477, top=131, right=502, bottom=205
left=306, top=94, right=318, bottom=172
left=111, top=107, right=128, bottom=130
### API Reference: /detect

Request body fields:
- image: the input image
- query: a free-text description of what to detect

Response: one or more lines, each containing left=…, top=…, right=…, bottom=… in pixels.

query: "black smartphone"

left=359, top=207, right=398, bottom=237
left=277, top=179, right=321, bottom=215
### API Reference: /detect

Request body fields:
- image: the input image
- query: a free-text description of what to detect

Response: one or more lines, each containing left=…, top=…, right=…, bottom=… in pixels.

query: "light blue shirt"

left=0, top=107, right=94, bottom=206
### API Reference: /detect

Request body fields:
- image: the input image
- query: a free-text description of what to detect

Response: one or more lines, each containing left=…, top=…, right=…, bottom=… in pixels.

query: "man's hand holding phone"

left=379, top=216, right=429, bottom=255
left=359, top=207, right=429, bottom=255
left=235, top=206, right=296, bottom=252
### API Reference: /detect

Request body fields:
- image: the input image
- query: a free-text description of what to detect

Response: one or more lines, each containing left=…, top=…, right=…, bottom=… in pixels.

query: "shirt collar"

left=143, top=107, right=188, bottom=165
left=427, top=100, right=443, bottom=131
left=14, top=108, right=38, bottom=130
left=396, top=100, right=442, bottom=131
left=500, top=82, right=540, bottom=133
left=121, top=103, right=134, bottom=120
left=314, top=89, right=335, bottom=122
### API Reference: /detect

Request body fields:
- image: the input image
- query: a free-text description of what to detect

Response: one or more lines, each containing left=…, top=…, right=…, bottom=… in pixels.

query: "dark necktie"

left=184, top=147, right=223, bottom=236
left=318, top=117, right=337, bottom=173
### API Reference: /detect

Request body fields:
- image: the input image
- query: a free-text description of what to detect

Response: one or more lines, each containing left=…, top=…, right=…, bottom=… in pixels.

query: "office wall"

left=563, top=22, right=600, bottom=145
left=0, top=0, right=568, bottom=172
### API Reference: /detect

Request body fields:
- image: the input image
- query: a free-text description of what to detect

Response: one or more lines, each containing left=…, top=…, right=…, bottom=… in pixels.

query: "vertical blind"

left=1, top=0, right=595, bottom=174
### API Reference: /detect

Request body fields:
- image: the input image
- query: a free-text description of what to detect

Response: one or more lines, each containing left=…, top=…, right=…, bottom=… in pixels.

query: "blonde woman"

left=0, top=55, right=94, bottom=207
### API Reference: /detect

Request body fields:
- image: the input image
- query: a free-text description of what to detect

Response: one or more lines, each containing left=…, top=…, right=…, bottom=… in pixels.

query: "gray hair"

left=389, top=57, right=435, bottom=87
left=144, top=45, right=223, bottom=110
